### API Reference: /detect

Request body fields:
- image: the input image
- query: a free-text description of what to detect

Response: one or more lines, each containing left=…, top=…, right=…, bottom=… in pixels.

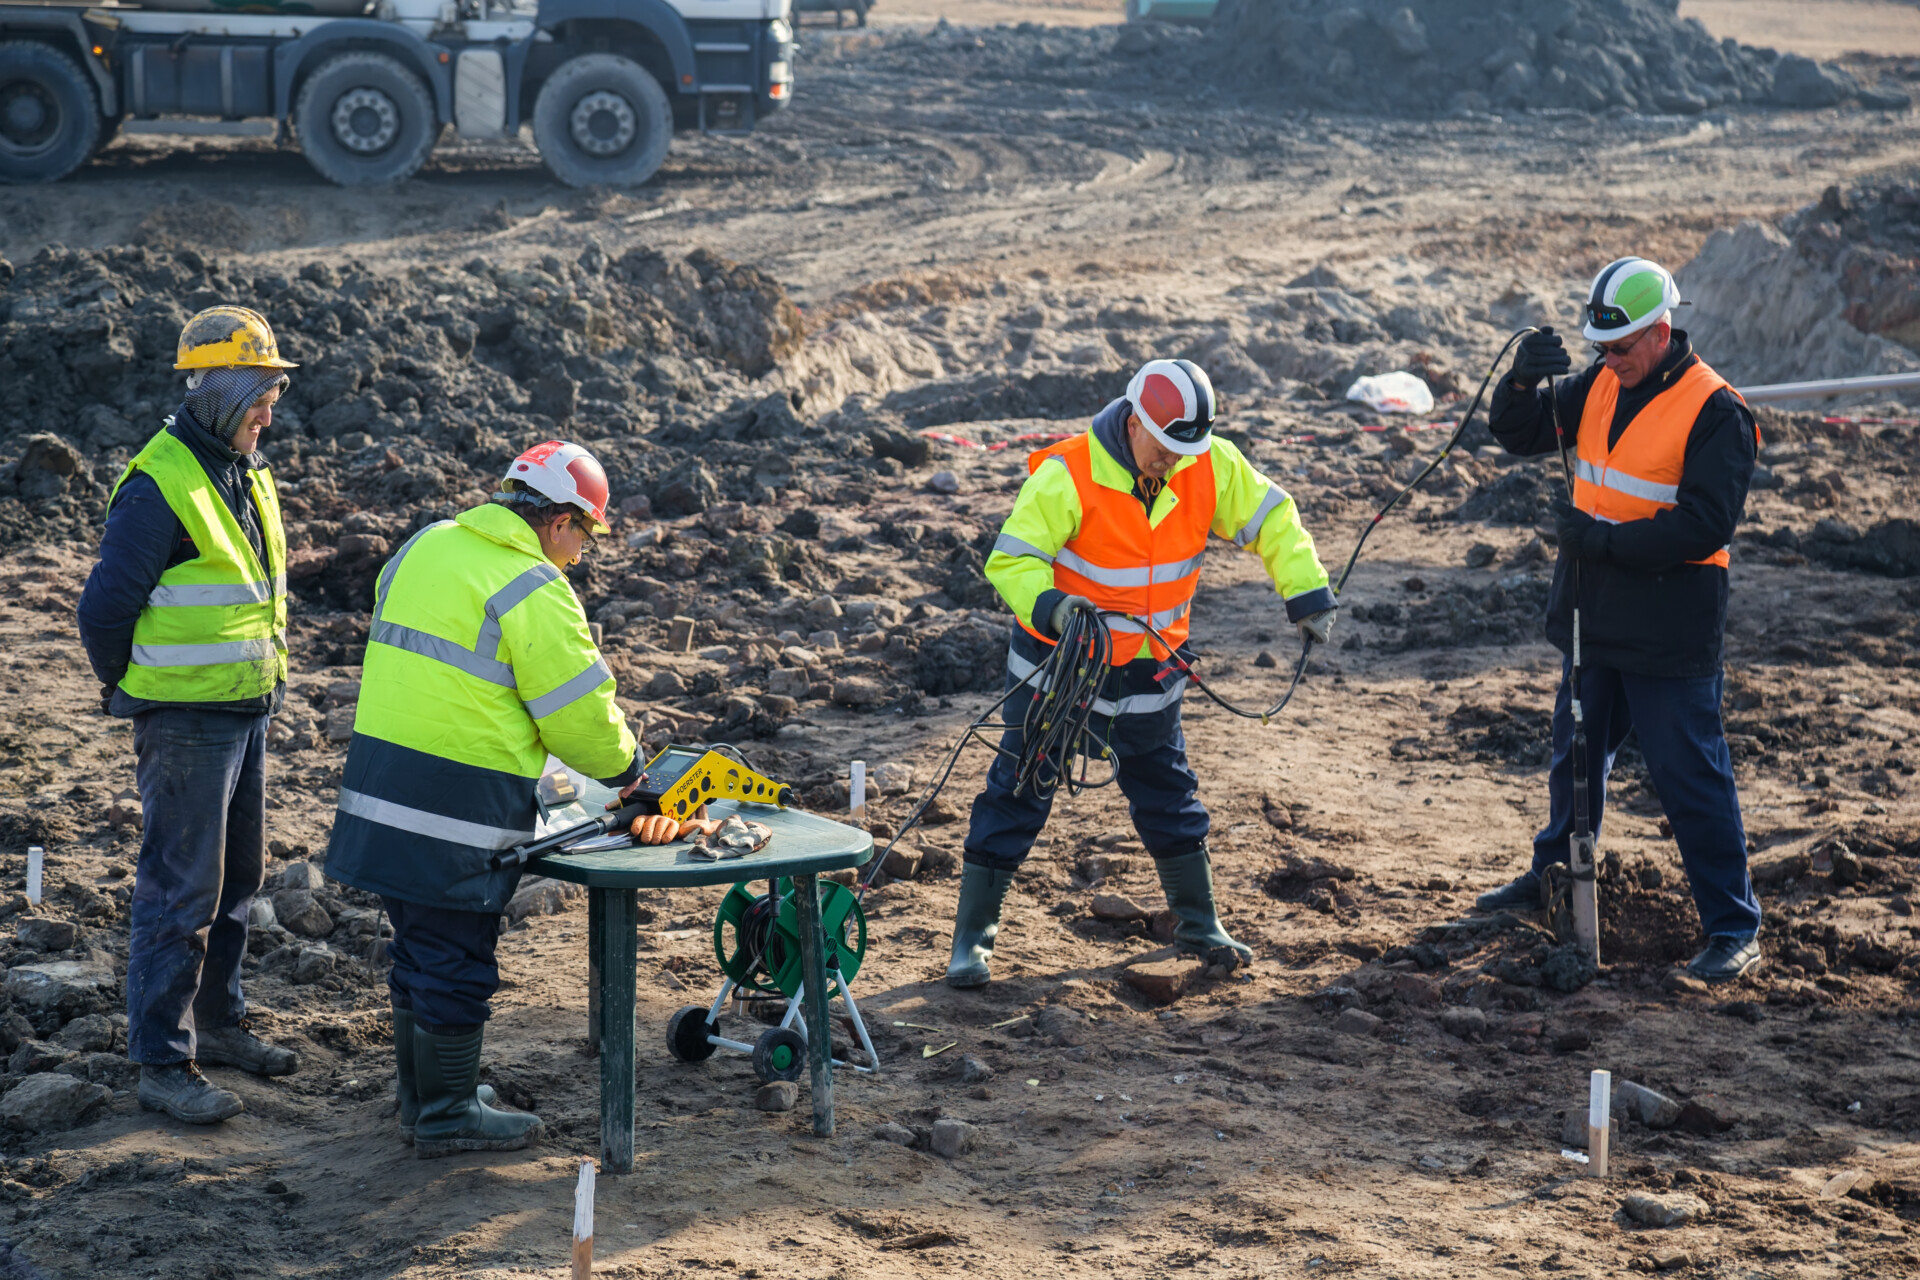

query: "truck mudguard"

left=0, top=9, right=117, bottom=114
left=271, top=20, right=453, bottom=122
left=534, top=0, right=696, bottom=90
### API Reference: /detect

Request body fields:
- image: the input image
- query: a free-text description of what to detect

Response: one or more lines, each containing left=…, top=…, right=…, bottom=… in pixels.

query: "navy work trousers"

left=383, top=896, right=507, bottom=1034
left=126, top=709, right=269, bottom=1065
left=964, top=635, right=1210, bottom=871
left=1531, top=658, right=1761, bottom=940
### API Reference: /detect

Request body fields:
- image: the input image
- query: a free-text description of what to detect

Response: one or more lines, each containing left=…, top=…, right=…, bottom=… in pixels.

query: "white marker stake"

left=1587, top=1069, right=1611, bottom=1180
left=26, top=847, right=42, bottom=907
left=849, top=760, right=867, bottom=827
left=571, top=1159, right=595, bottom=1280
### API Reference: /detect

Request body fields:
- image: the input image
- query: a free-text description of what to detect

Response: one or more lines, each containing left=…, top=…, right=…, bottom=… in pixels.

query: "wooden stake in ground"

left=572, top=1159, right=595, bottom=1279
left=849, top=759, right=867, bottom=829
left=1587, top=1070, right=1611, bottom=1180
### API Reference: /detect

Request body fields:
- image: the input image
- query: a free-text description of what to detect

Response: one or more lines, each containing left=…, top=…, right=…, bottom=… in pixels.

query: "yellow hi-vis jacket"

left=986, top=427, right=1334, bottom=667
left=109, top=426, right=288, bottom=702
left=324, top=503, right=637, bottom=912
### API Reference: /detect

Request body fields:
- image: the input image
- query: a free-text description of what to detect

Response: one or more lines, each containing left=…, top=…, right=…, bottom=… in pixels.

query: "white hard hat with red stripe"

left=500, top=441, right=612, bottom=534
left=1126, top=359, right=1217, bottom=457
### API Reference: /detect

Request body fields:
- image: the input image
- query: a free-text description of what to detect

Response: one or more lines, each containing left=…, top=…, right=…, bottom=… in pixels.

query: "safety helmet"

left=499, top=441, right=612, bottom=534
left=1126, top=358, right=1216, bottom=457
left=174, top=306, right=299, bottom=371
left=1582, top=257, right=1680, bottom=343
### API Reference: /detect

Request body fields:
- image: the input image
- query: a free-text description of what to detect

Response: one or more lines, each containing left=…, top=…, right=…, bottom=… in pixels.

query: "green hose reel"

left=712, top=877, right=867, bottom=999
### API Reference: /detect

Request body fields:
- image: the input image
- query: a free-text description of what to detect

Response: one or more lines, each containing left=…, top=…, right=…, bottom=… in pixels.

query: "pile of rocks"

left=1207, top=0, right=1909, bottom=116
left=1684, top=180, right=1920, bottom=393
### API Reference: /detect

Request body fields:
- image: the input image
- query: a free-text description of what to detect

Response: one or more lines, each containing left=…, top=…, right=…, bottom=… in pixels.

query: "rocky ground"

left=3, top=2, right=1920, bottom=1278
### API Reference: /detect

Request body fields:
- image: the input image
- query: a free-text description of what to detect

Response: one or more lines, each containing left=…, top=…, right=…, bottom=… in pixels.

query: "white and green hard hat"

left=1582, top=257, right=1681, bottom=342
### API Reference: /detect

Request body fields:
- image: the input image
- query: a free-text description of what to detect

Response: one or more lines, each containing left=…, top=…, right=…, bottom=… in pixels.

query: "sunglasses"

left=1591, top=325, right=1655, bottom=360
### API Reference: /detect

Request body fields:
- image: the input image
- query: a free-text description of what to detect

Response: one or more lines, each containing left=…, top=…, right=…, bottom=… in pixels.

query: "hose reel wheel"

left=666, top=1004, right=719, bottom=1063
left=752, top=1027, right=806, bottom=1083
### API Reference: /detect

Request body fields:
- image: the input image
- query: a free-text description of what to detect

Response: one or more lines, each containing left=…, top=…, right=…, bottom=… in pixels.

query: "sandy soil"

left=1680, top=0, right=1920, bottom=60
left=859, top=0, right=1122, bottom=30
left=3, top=3, right=1920, bottom=1280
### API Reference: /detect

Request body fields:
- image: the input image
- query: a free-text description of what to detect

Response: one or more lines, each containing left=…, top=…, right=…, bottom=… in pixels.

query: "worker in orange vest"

left=1476, top=257, right=1764, bottom=983
left=949, top=359, right=1336, bottom=988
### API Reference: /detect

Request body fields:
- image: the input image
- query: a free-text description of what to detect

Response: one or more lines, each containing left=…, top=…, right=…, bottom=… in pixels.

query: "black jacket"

left=1488, top=331, right=1757, bottom=678
left=76, top=408, right=284, bottom=717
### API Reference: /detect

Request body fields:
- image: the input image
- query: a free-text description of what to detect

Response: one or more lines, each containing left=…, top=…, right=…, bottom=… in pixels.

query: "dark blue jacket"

left=76, top=409, right=285, bottom=717
left=1489, top=331, right=1757, bottom=679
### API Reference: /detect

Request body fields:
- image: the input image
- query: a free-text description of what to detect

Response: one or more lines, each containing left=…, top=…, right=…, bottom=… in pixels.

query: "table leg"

left=599, top=887, right=637, bottom=1173
left=791, top=871, right=835, bottom=1138
left=587, top=888, right=605, bottom=1057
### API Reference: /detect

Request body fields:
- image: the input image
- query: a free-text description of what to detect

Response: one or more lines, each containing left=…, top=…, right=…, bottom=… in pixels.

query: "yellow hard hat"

left=174, top=306, right=299, bottom=372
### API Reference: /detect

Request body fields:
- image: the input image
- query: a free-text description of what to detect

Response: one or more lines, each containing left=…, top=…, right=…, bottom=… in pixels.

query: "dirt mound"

left=0, top=242, right=806, bottom=546
left=1684, top=181, right=1920, bottom=394
left=1207, top=0, right=1907, bottom=116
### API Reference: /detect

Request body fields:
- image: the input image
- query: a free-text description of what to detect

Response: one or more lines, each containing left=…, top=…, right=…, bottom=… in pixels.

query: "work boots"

left=197, top=1019, right=300, bottom=1077
left=138, top=1062, right=244, bottom=1125
left=1156, top=847, right=1253, bottom=970
left=946, top=863, right=1016, bottom=989
left=410, top=1023, right=543, bottom=1159
left=392, top=1007, right=497, bottom=1145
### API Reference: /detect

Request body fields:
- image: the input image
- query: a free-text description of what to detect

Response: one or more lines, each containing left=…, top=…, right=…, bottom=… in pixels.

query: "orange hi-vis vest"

left=1019, top=434, right=1213, bottom=664
left=1573, top=358, right=1754, bottom=571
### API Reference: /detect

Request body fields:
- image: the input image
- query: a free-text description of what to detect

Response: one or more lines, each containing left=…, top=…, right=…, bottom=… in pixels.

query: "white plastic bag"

left=1344, top=371, right=1435, bottom=415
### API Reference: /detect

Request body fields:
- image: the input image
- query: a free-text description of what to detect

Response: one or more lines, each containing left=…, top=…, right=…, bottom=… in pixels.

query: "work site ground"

left=5, top=1, right=1920, bottom=1276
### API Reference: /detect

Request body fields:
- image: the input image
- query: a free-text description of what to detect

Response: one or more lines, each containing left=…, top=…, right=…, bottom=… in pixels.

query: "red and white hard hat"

left=1126, top=359, right=1217, bottom=457
left=502, top=441, right=612, bottom=534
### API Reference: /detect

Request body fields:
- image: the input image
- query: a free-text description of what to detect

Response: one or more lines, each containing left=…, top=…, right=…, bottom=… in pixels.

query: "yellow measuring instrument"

left=629, top=745, right=791, bottom=819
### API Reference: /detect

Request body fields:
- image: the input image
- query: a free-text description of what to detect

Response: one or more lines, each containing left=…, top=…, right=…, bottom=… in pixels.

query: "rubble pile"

left=0, top=243, right=1012, bottom=737
left=1684, top=179, right=1920, bottom=392
left=1206, top=0, right=1909, bottom=116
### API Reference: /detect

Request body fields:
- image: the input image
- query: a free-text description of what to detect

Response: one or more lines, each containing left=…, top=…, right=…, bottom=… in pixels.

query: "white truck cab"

left=0, top=0, right=793, bottom=184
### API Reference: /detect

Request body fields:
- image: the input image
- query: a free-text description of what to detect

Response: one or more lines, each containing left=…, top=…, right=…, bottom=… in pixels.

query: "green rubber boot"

left=411, top=1023, right=543, bottom=1159
left=394, top=1007, right=495, bottom=1145
left=1155, top=847, right=1253, bottom=970
left=946, top=863, right=1016, bottom=989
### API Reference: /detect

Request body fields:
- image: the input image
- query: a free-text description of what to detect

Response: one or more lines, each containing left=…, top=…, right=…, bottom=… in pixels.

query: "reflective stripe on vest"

left=1006, top=647, right=1187, bottom=717
left=1574, top=359, right=1755, bottom=571
left=337, top=786, right=531, bottom=850
left=109, top=426, right=287, bottom=702
left=1020, top=434, right=1214, bottom=663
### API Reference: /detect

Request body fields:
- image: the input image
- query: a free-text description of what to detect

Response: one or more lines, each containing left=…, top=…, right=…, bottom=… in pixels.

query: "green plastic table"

left=530, top=799, right=873, bottom=1172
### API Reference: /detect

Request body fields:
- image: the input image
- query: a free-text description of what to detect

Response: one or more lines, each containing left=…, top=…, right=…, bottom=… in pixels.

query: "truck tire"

left=294, top=52, right=435, bottom=186
left=0, top=40, right=101, bottom=184
left=532, top=54, right=671, bottom=189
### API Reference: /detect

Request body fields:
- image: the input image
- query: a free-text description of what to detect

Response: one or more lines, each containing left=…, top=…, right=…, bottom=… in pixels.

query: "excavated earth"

left=4, top=3, right=1920, bottom=1278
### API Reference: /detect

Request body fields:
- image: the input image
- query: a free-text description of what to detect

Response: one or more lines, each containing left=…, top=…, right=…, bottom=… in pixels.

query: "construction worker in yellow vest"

left=77, top=307, right=303, bottom=1125
left=949, top=359, right=1337, bottom=988
left=325, top=441, right=643, bottom=1158
left=1477, top=257, right=1765, bottom=984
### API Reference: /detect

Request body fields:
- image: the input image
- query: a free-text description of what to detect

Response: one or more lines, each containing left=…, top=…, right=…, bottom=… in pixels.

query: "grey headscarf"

left=182, top=365, right=290, bottom=454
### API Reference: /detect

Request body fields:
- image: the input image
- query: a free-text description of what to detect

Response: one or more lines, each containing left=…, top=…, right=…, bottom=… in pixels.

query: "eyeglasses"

left=569, top=511, right=600, bottom=551
left=1592, top=326, right=1654, bottom=360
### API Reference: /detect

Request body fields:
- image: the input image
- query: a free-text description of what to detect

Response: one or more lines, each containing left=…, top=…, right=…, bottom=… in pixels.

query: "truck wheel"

left=0, top=41, right=101, bottom=184
left=294, top=52, right=435, bottom=186
left=532, top=54, right=671, bottom=189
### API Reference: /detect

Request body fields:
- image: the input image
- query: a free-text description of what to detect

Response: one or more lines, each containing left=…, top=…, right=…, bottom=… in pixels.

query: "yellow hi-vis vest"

left=109, top=425, right=287, bottom=702
left=323, top=503, right=637, bottom=912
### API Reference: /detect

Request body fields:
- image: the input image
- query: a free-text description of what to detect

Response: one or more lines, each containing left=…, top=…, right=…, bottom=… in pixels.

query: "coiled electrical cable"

left=858, top=605, right=1117, bottom=893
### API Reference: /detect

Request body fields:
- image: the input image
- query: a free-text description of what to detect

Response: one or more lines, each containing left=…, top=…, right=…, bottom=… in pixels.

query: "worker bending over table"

left=326, top=441, right=649, bottom=1157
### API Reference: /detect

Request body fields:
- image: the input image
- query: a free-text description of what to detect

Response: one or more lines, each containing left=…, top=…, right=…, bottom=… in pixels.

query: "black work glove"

left=1552, top=498, right=1610, bottom=562
left=98, top=684, right=115, bottom=716
left=1511, top=327, right=1572, bottom=386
